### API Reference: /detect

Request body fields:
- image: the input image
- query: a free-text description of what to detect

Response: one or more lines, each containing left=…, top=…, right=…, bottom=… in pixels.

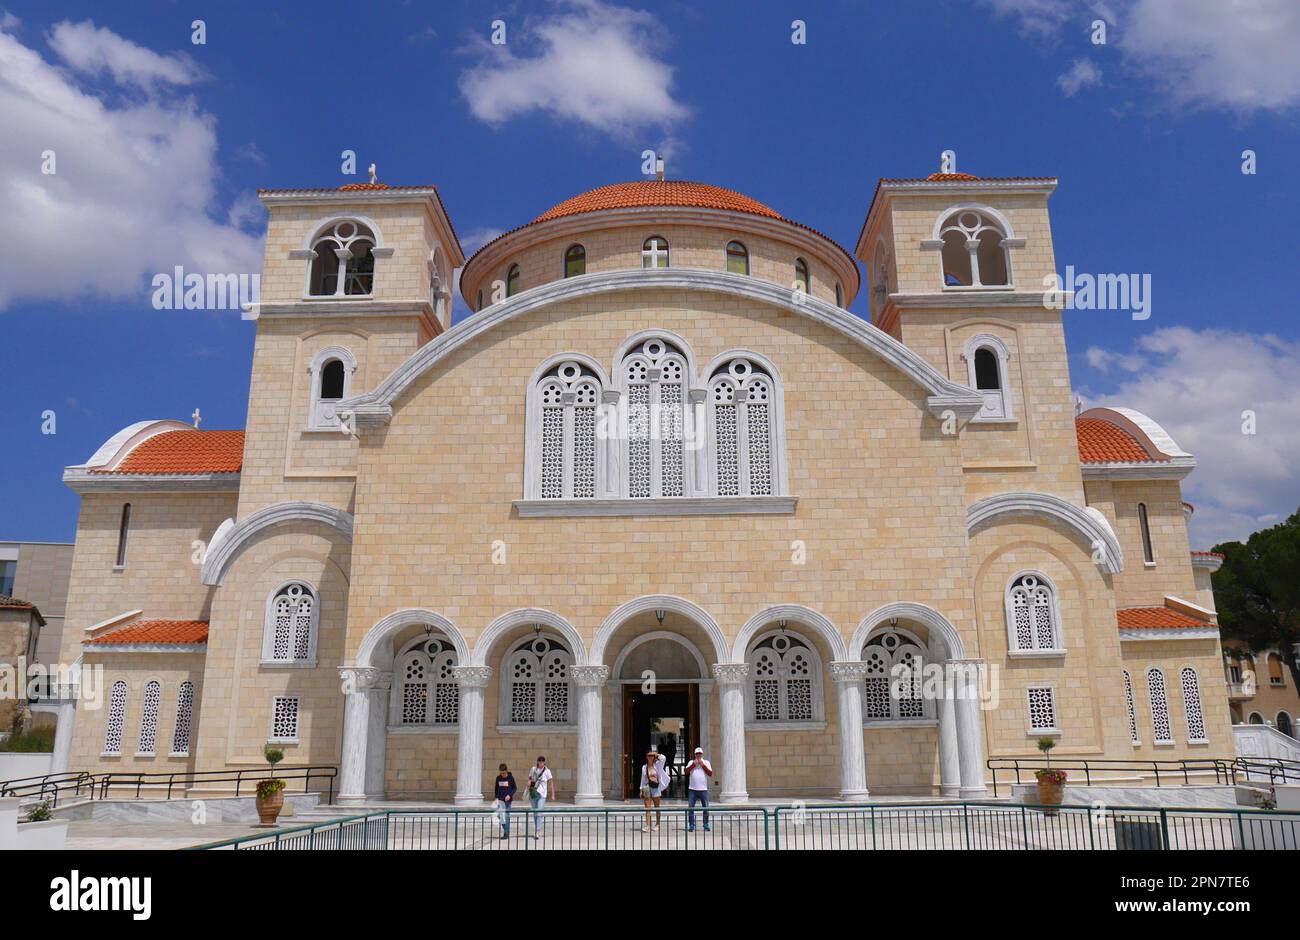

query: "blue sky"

left=1, top=0, right=1297, bottom=547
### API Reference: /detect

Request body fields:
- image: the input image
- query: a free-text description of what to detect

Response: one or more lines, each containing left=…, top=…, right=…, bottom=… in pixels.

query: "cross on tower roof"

left=191, top=408, right=202, bottom=429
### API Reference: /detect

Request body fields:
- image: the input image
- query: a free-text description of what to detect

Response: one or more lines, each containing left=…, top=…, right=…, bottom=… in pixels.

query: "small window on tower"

left=320, top=359, right=345, bottom=400
left=974, top=348, right=1001, bottom=390
left=506, top=264, right=521, bottom=297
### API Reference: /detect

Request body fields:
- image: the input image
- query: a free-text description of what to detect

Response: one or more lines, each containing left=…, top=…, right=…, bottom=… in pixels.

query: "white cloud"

left=1081, top=327, right=1300, bottom=547
left=48, top=19, right=203, bottom=89
left=981, top=0, right=1300, bottom=114
left=0, top=25, right=260, bottom=309
left=458, top=0, right=689, bottom=139
left=1057, top=58, right=1102, bottom=95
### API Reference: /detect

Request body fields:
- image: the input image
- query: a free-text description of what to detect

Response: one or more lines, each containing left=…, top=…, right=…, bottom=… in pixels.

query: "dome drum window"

left=308, top=220, right=377, bottom=297
left=642, top=236, right=670, bottom=269
left=726, top=240, right=749, bottom=275
left=564, top=244, right=586, bottom=278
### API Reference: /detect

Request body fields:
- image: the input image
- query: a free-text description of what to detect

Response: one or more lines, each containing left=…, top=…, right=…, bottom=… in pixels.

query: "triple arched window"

left=524, top=335, right=788, bottom=503
left=262, top=581, right=319, bottom=665
left=393, top=634, right=459, bottom=727
left=1005, top=573, right=1063, bottom=653
left=746, top=631, right=823, bottom=725
left=501, top=635, right=573, bottom=727
left=309, top=220, right=377, bottom=297
left=861, top=627, right=928, bottom=722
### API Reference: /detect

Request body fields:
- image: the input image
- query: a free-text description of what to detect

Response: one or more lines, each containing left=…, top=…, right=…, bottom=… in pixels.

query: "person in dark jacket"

left=493, top=763, right=517, bottom=839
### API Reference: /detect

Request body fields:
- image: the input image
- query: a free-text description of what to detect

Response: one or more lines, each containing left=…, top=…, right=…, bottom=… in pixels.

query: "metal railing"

left=0, top=772, right=98, bottom=807
left=1234, top=757, right=1300, bottom=786
left=95, top=766, right=337, bottom=802
left=986, top=757, right=1238, bottom=795
left=194, top=802, right=1300, bottom=851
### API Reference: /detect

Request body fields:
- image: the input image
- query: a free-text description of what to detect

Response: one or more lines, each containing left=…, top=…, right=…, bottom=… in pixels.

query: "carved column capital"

left=571, top=665, right=610, bottom=688
left=828, top=660, right=872, bottom=683
left=451, top=665, right=493, bottom=688
left=711, top=662, right=749, bottom=685
left=339, top=666, right=391, bottom=692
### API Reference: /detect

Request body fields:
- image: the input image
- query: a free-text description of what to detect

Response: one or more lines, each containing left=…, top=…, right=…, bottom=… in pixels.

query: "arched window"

left=1138, top=502, right=1155, bottom=565
left=1180, top=667, right=1207, bottom=743
left=1005, top=573, right=1063, bottom=653
left=103, top=680, right=127, bottom=756
left=1147, top=667, right=1173, bottom=744
left=502, top=635, right=573, bottom=727
left=393, top=635, right=459, bottom=727
left=794, top=257, right=810, bottom=294
left=564, top=244, right=586, bottom=278
left=529, top=359, right=604, bottom=500
left=725, top=240, right=749, bottom=275
left=115, top=503, right=131, bottom=568
left=621, top=337, right=689, bottom=498
left=642, top=236, right=670, bottom=269
left=262, top=582, right=319, bottom=665
left=307, top=347, right=357, bottom=430
left=1268, top=653, right=1285, bottom=686
left=835, top=282, right=844, bottom=308
left=506, top=263, right=521, bottom=297
left=963, top=334, right=1012, bottom=421
left=861, top=626, right=928, bottom=722
left=137, top=679, right=161, bottom=756
left=309, top=220, right=376, bottom=296
left=938, top=209, right=1011, bottom=288
left=1248, top=711, right=1264, bottom=725
left=746, top=630, right=823, bottom=725
left=171, top=681, right=195, bottom=756
left=1278, top=712, right=1295, bottom=737
left=708, top=356, right=781, bottom=497
left=1124, top=670, right=1140, bottom=745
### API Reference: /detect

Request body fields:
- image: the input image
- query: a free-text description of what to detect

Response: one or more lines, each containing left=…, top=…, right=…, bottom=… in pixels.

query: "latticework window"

left=1180, top=667, right=1207, bottom=743
left=1124, top=670, right=1140, bottom=745
left=1147, top=668, right=1172, bottom=744
left=1006, top=574, right=1061, bottom=652
left=502, top=636, right=572, bottom=726
left=271, top=696, right=300, bottom=741
left=264, top=582, right=318, bottom=663
left=1027, top=687, right=1057, bottom=731
left=137, top=680, right=161, bottom=755
left=171, top=681, right=195, bottom=756
left=709, top=357, right=777, bottom=497
left=535, top=360, right=603, bottom=499
left=104, top=680, right=127, bottom=755
left=862, top=628, right=928, bottom=722
left=747, top=632, right=821, bottom=724
left=394, top=635, right=459, bottom=726
left=622, top=338, right=687, bottom=498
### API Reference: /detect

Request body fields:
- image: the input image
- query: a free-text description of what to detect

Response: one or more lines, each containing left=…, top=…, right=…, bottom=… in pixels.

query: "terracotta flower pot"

left=1036, top=776, right=1065, bottom=815
left=255, top=788, right=285, bottom=826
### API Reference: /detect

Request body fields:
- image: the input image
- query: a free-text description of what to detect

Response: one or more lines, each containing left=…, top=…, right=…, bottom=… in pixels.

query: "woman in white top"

left=639, top=748, right=667, bottom=832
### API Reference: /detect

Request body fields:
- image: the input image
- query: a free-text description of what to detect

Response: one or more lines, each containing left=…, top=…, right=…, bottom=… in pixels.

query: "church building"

left=51, top=167, right=1232, bottom=802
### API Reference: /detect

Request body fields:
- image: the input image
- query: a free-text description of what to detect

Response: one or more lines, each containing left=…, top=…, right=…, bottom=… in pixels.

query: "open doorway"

left=622, top=684, right=699, bottom=799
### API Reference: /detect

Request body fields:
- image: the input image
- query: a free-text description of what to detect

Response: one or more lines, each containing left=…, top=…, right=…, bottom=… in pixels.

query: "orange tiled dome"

left=532, top=180, right=784, bottom=224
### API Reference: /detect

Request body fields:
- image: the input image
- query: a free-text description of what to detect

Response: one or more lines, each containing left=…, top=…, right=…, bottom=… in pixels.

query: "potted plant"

left=255, top=747, right=286, bottom=827
left=1033, top=736, right=1066, bottom=814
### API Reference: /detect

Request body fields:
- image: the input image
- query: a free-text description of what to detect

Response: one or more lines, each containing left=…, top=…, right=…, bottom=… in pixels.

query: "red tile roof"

left=0, top=595, right=45, bottom=625
left=86, top=619, right=209, bottom=646
left=337, top=182, right=392, bottom=191
left=1075, top=417, right=1166, bottom=464
left=1117, top=607, right=1212, bottom=630
left=533, top=180, right=784, bottom=223
left=94, top=430, right=244, bottom=475
left=1190, top=551, right=1225, bottom=561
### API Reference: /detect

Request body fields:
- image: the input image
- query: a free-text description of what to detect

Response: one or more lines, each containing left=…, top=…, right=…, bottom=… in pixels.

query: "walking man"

left=526, top=755, right=554, bottom=840
left=493, top=763, right=516, bottom=840
left=685, top=747, right=713, bottom=832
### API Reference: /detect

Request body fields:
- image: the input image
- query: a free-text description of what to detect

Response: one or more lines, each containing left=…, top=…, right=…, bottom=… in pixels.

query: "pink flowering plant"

left=1033, top=736, right=1068, bottom=784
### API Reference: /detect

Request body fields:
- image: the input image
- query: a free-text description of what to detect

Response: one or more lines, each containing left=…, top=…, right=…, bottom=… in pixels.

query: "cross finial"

left=368, top=163, right=377, bottom=185
left=654, top=154, right=665, bottom=181
left=191, top=408, right=202, bottom=429
left=1074, top=396, right=1083, bottom=418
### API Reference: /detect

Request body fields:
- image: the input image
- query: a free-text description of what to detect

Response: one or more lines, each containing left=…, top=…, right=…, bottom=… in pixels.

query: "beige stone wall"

left=1121, top=640, right=1235, bottom=758
left=1082, top=479, right=1197, bottom=609
left=864, top=726, right=940, bottom=792
left=70, top=653, right=204, bottom=772
left=10, top=542, right=73, bottom=663
left=464, top=222, right=847, bottom=311
left=0, top=608, right=38, bottom=732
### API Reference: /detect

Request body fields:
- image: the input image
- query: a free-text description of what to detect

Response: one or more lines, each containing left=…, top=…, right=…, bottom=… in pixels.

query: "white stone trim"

left=63, top=470, right=241, bottom=494
left=592, top=595, right=727, bottom=666
left=1165, top=595, right=1218, bottom=620
left=355, top=609, right=470, bottom=669
left=513, top=496, right=797, bottom=517
left=1003, top=570, right=1066, bottom=654
left=610, top=630, right=709, bottom=680
left=336, top=268, right=985, bottom=428
left=967, top=491, right=1125, bottom=574
left=1078, top=406, right=1192, bottom=458
left=300, top=213, right=388, bottom=251
left=83, top=610, right=144, bottom=638
left=850, top=602, right=966, bottom=660
left=961, top=333, right=1014, bottom=422
left=260, top=579, right=321, bottom=666
left=1080, top=458, right=1197, bottom=482
left=470, top=608, right=586, bottom=668
left=1119, top=627, right=1221, bottom=642
left=83, top=644, right=206, bottom=654
left=732, top=604, right=847, bottom=662
left=1190, top=552, right=1224, bottom=573
left=76, top=419, right=193, bottom=471
left=200, top=500, right=354, bottom=586
left=306, top=346, right=358, bottom=431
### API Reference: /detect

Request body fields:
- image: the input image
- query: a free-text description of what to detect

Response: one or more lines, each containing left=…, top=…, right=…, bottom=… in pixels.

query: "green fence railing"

left=193, top=801, right=1300, bottom=851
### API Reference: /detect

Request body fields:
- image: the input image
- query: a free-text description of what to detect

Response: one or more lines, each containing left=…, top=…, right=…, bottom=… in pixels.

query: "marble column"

left=452, top=665, right=492, bottom=805
left=572, top=665, right=610, bottom=805
left=829, top=661, right=871, bottom=800
left=337, top=667, right=390, bottom=804
left=951, top=659, right=989, bottom=798
left=936, top=663, right=962, bottom=797
left=712, top=663, right=749, bottom=803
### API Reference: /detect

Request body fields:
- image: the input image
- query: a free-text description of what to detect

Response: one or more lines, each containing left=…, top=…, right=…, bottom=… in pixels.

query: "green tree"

left=1213, top=508, right=1300, bottom=689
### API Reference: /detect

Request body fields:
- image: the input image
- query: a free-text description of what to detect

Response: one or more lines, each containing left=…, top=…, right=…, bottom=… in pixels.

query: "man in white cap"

left=685, top=746, right=713, bottom=832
